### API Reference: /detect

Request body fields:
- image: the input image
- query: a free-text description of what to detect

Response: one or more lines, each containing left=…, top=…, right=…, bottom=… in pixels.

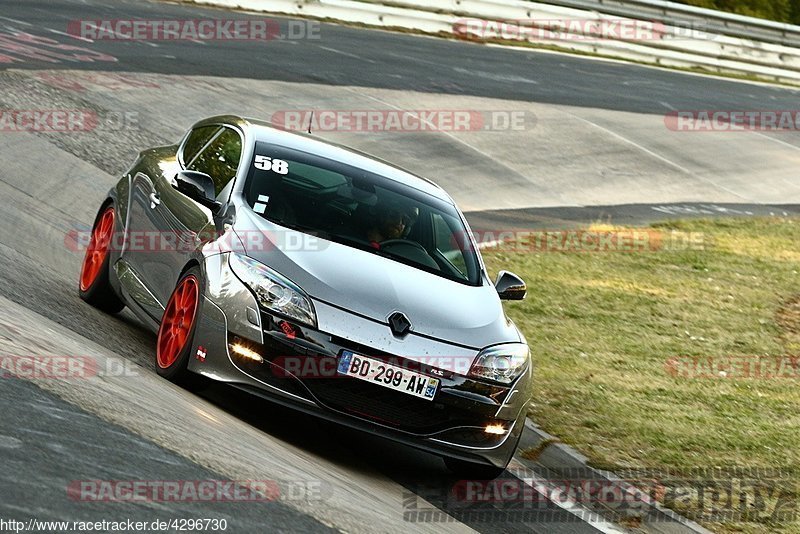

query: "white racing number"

left=254, top=155, right=289, bottom=175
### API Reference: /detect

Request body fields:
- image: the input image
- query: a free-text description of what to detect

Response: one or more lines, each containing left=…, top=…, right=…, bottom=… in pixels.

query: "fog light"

left=230, top=342, right=264, bottom=364
left=484, top=424, right=506, bottom=435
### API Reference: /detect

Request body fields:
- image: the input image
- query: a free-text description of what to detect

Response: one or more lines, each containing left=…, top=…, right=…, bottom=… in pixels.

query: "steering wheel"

left=378, top=239, right=439, bottom=269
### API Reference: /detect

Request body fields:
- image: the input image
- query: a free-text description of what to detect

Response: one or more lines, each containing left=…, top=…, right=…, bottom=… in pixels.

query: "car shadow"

left=194, top=382, right=567, bottom=534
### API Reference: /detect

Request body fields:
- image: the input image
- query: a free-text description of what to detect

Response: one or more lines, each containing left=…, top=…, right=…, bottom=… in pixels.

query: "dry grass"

left=481, top=217, right=800, bottom=532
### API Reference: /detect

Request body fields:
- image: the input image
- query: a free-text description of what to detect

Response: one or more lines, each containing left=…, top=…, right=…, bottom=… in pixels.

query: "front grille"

left=304, top=376, right=471, bottom=433
left=246, top=323, right=490, bottom=434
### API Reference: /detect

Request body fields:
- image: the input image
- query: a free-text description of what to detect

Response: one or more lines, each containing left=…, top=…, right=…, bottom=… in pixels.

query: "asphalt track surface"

left=3, top=1, right=800, bottom=210
left=5, top=0, right=800, bottom=114
left=0, top=0, right=799, bottom=532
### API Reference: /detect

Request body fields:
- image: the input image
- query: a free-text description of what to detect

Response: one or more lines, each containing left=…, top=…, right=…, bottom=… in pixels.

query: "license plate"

left=337, top=351, right=439, bottom=401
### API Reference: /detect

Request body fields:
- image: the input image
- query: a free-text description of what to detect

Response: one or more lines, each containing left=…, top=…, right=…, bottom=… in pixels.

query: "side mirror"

left=175, top=170, right=222, bottom=214
left=495, top=270, right=526, bottom=300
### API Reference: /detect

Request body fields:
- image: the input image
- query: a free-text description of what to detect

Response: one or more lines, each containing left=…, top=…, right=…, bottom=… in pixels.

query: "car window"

left=181, top=126, right=220, bottom=166
left=188, top=127, right=243, bottom=196
left=244, top=142, right=481, bottom=285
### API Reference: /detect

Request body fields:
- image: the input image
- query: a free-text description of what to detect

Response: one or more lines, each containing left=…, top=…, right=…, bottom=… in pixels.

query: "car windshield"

left=243, top=142, right=481, bottom=285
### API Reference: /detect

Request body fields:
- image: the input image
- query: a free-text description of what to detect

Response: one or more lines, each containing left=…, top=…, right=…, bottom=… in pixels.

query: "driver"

left=366, top=202, right=418, bottom=249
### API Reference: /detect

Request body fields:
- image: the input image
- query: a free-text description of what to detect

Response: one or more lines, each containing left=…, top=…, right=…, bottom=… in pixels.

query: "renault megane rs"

left=78, top=115, right=531, bottom=478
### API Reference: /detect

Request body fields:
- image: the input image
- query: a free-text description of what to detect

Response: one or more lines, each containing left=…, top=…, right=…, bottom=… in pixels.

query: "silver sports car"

left=78, top=115, right=532, bottom=478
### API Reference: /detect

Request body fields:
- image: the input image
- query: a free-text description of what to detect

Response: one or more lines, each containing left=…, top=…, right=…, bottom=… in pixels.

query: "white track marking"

left=750, top=131, right=800, bottom=151
left=0, top=16, right=32, bottom=26
left=319, top=45, right=375, bottom=64
left=563, top=110, right=753, bottom=201
left=383, top=51, right=444, bottom=68
left=344, top=87, right=532, bottom=184
left=782, top=178, right=800, bottom=190
left=45, top=27, right=93, bottom=43
left=78, top=22, right=160, bottom=47
left=451, top=66, right=539, bottom=85
left=506, top=458, right=628, bottom=534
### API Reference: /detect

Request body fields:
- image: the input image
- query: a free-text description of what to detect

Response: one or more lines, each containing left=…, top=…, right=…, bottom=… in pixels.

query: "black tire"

left=78, top=204, right=125, bottom=314
left=444, top=457, right=506, bottom=480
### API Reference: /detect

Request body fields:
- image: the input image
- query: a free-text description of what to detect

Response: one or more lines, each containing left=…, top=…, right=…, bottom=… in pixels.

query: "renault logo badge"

left=388, top=312, right=411, bottom=337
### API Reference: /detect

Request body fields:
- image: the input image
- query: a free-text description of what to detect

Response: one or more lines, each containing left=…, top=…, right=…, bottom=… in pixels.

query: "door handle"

left=149, top=192, right=161, bottom=209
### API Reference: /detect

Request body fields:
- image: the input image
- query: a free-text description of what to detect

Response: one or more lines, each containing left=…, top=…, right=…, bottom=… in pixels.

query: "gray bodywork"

left=101, top=115, right=532, bottom=468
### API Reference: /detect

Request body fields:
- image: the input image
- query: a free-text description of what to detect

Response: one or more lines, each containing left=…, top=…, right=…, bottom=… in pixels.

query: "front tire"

left=78, top=204, right=125, bottom=313
left=156, top=267, right=203, bottom=382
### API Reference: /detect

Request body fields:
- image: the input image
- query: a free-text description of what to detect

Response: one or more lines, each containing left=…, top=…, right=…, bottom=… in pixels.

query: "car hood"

left=234, top=210, right=521, bottom=349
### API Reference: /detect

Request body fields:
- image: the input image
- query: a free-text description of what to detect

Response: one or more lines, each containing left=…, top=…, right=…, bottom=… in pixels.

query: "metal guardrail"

left=536, top=0, right=800, bottom=47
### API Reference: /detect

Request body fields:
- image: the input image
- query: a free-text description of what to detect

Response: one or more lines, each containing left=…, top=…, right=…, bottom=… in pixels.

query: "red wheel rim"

left=79, top=207, right=115, bottom=292
left=156, top=275, right=199, bottom=369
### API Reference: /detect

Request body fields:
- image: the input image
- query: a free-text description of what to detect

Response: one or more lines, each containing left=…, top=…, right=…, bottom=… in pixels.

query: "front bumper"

left=188, top=254, right=532, bottom=468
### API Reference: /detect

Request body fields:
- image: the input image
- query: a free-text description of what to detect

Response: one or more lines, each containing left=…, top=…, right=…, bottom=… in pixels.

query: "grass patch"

left=481, top=217, right=800, bottom=532
left=519, top=438, right=561, bottom=462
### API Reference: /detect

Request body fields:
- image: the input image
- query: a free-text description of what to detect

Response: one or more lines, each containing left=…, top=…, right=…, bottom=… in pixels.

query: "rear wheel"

left=78, top=204, right=125, bottom=313
left=156, top=268, right=203, bottom=382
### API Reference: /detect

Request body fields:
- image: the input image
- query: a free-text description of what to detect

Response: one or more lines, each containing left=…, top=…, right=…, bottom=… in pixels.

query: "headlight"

left=469, top=343, right=529, bottom=384
left=228, top=253, right=317, bottom=328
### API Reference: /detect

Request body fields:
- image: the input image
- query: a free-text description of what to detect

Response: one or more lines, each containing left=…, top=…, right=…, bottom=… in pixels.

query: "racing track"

left=0, top=0, right=799, bottom=532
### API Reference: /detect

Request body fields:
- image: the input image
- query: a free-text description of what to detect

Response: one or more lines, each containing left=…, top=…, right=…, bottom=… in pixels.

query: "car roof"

left=193, top=114, right=452, bottom=203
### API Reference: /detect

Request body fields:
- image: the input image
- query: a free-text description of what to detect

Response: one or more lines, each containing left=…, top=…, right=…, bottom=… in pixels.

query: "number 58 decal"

left=254, top=155, right=289, bottom=175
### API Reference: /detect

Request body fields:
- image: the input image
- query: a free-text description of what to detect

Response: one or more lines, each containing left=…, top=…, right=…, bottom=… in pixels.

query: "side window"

left=188, top=128, right=243, bottom=196
left=181, top=126, right=220, bottom=166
